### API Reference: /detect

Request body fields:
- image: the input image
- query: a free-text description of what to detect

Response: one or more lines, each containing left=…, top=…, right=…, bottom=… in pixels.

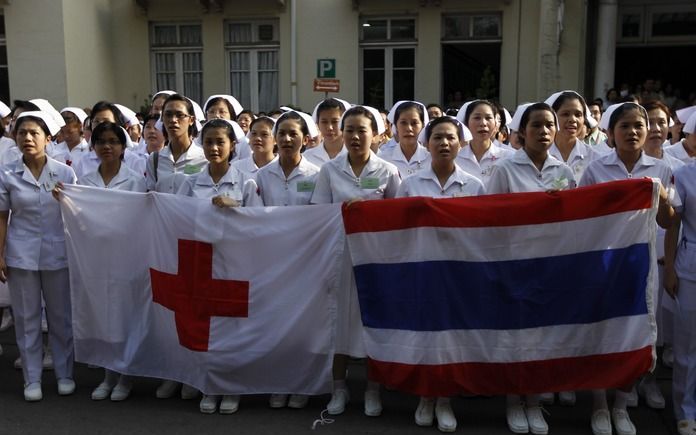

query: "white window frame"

left=225, top=20, right=280, bottom=113
left=360, top=17, right=417, bottom=109
left=149, top=22, right=203, bottom=102
left=441, top=13, right=503, bottom=42
left=646, top=4, right=696, bottom=44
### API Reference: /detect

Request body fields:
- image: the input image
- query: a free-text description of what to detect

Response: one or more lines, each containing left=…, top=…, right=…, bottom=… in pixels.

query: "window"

left=150, top=23, right=203, bottom=104
left=360, top=17, right=416, bottom=109
left=618, top=5, right=696, bottom=44
left=651, top=12, right=696, bottom=37
left=0, top=15, right=8, bottom=103
left=442, top=14, right=502, bottom=41
left=225, top=20, right=279, bottom=113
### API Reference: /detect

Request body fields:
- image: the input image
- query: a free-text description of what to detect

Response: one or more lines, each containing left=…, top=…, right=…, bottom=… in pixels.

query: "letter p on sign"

left=317, top=59, right=336, bottom=78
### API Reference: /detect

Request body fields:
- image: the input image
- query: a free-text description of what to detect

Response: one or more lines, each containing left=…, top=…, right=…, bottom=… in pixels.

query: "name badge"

left=360, top=177, right=380, bottom=189
left=296, top=181, right=315, bottom=193
left=184, top=164, right=202, bottom=175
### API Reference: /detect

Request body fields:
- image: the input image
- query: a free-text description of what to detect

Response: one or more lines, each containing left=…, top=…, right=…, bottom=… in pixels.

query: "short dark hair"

left=162, top=94, right=199, bottom=138
left=91, top=122, right=128, bottom=159
left=340, top=106, right=378, bottom=133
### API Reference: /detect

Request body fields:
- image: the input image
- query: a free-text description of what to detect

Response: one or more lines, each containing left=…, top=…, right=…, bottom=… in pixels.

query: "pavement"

left=0, top=326, right=680, bottom=435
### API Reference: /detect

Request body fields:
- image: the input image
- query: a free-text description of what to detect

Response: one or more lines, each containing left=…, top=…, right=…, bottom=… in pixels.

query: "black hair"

left=237, top=109, right=255, bottom=120
left=424, top=117, right=464, bottom=143
left=316, top=98, right=347, bottom=120
left=250, top=116, right=275, bottom=132
left=142, top=113, right=160, bottom=125
left=11, top=100, right=40, bottom=118
left=90, top=101, right=124, bottom=127
left=91, top=122, right=127, bottom=160
left=463, top=100, right=499, bottom=126
left=426, top=103, right=444, bottom=111
left=394, top=102, right=425, bottom=124
left=204, top=97, right=237, bottom=119
left=517, top=102, right=557, bottom=146
left=162, top=94, right=199, bottom=138
left=608, top=103, right=648, bottom=131
left=551, top=91, right=588, bottom=115
left=275, top=111, right=310, bottom=137
left=200, top=119, right=238, bottom=161
left=14, top=115, right=51, bottom=137
left=340, top=106, right=378, bottom=133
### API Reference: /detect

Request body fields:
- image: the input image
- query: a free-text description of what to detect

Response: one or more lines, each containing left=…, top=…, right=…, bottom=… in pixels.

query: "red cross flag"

left=60, top=185, right=343, bottom=395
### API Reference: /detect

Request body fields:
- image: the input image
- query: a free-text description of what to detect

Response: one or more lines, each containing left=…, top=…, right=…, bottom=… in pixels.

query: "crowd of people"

left=0, top=86, right=693, bottom=435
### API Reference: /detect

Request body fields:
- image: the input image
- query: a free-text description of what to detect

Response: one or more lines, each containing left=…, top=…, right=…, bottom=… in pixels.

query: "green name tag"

left=184, top=164, right=202, bottom=175
left=296, top=181, right=315, bottom=193
left=360, top=177, right=380, bottom=189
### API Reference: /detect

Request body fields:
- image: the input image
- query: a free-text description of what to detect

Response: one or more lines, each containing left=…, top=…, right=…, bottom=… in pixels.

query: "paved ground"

left=0, top=328, right=680, bottom=435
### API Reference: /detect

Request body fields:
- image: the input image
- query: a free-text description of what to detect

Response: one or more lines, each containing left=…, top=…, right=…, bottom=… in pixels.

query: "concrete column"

left=593, top=0, right=617, bottom=100
left=537, top=0, right=561, bottom=98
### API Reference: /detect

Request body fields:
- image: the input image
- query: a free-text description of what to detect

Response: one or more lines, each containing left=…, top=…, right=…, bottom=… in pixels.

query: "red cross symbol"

left=150, top=239, right=249, bottom=352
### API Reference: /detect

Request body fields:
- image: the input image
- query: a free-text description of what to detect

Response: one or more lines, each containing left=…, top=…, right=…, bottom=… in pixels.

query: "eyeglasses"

left=162, top=111, right=192, bottom=120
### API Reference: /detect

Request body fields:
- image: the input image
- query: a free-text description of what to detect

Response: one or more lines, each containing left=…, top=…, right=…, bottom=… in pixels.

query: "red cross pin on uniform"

left=150, top=239, right=249, bottom=352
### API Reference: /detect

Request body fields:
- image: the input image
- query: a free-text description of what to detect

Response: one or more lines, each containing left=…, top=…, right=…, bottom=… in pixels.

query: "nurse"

left=664, top=161, right=696, bottom=435
left=202, top=94, right=250, bottom=161
left=303, top=98, right=350, bottom=167
left=177, top=118, right=258, bottom=414
left=487, top=102, right=575, bottom=435
left=544, top=91, right=598, bottom=181
left=378, top=101, right=430, bottom=178
left=580, top=102, right=678, bottom=435
left=231, top=116, right=277, bottom=178
left=254, top=111, right=319, bottom=209
left=455, top=100, right=513, bottom=186
left=311, top=105, right=400, bottom=417
left=145, top=94, right=207, bottom=194
left=665, top=108, right=696, bottom=164
left=396, top=116, right=484, bottom=433
left=0, top=111, right=77, bottom=401
left=51, top=107, right=89, bottom=167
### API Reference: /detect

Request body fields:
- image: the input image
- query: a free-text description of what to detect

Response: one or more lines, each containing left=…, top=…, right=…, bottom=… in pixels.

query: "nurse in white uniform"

left=455, top=100, right=514, bottom=186
left=580, top=102, right=678, bottom=435
left=304, top=98, right=350, bottom=167
left=202, top=95, right=251, bottom=162
left=397, top=116, right=484, bottom=433
left=378, top=101, right=430, bottom=178
left=311, top=105, right=400, bottom=418
left=544, top=91, right=598, bottom=181
left=51, top=107, right=89, bottom=167
left=665, top=108, right=696, bottom=164
left=0, top=111, right=77, bottom=401
left=145, top=94, right=207, bottom=194
left=230, top=116, right=277, bottom=178
left=664, top=161, right=696, bottom=435
left=487, top=102, right=575, bottom=435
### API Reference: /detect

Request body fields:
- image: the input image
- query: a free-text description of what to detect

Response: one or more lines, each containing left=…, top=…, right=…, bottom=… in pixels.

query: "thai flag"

left=342, top=179, right=659, bottom=397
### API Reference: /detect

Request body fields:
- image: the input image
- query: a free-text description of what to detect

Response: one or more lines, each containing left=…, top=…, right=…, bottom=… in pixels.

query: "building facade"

left=0, top=0, right=694, bottom=113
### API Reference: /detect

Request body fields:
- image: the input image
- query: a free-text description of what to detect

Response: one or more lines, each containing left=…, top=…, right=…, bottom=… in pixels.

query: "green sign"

left=317, top=59, right=336, bottom=78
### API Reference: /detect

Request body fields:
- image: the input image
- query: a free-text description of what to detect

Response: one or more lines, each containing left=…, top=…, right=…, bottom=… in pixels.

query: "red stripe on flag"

left=368, top=346, right=653, bottom=397
left=343, top=178, right=654, bottom=234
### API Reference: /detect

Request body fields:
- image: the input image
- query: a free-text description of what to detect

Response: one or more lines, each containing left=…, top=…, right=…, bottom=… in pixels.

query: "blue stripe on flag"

left=355, top=244, right=649, bottom=331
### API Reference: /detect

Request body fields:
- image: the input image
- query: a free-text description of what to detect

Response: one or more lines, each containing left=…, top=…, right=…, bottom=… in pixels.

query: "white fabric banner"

left=60, top=185, right=343, bottom=395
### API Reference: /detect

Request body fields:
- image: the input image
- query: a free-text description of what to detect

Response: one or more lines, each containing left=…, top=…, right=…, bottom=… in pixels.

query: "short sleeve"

left=242, top=179, right=263, bottom=207
left=578, top=164, right=596, bottom=187
left=0, top=171, right=10, bottom=211
left=145, top=153, right=157, bottom=191
left=383, top=168, right=401, bottom=199
left=486, top=164, right=509, bottom=194
left=310, top=165, right=333, bottom=204
left=175, top=177, right=194, bottom=197
left=395, top=178, right=409, bottom=198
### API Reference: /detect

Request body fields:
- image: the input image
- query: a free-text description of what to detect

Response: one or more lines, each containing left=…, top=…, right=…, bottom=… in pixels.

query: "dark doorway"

left=441, top=43, right=501, bottom=110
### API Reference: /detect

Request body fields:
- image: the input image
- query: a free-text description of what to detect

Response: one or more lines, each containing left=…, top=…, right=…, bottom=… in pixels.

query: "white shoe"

left=435, top=398, right=457, bottom=433
left=506, top=403, right=529, bottom=434
left=0, top=308, right=13, bottom=331
left=525, top=406, right=548, bottom=435
left=199, top=394, right=219, bottom=414
left=91, top=381, right=115, bottom=400
left=219, top=395, right=240, bottom=414
left=611, top=408, right=636, bottom=435
left=415, top=397, right=435, bottom=427
left=559, top=391, right=576, bottom=406
left=625, top=386, right=638, bottom=408
left=591, top=409, right=612, bottom=435
left=14, top=356, right=21, bottom=369
left=638, top=378, right=665, bottom=409
left=677, top=419, right=696, bottom=435
left=288, top=394, right=309, bottom=409
left=364, top=389, right=382, bottom=417
left=269, top=393, right=288, bottom=408
left=57, top=378, right=75, bottom=396
left=155, top=380, right=179, bottom=399
left=42, top=348, right=53, bottom=370
left=181, top=384, right=199, bottom=400
left=24, top=382, right=42, bottom=402
left=539, top=392, right=554, bottom=405
left=110, top=381, right=132, bottom=401
left=663, top=345, right=674, bottom=368
left=326, top=388, right=349, bottom=415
